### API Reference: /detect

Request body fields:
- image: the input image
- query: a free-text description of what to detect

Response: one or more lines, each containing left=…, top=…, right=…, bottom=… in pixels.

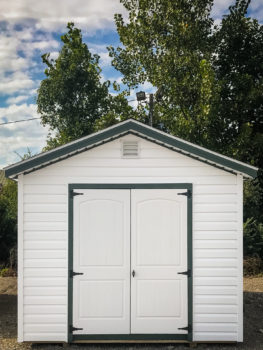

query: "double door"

left=72, top=188, right=188, bottom=335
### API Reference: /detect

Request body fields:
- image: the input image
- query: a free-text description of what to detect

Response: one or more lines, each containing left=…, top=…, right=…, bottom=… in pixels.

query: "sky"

left=0, top=0, right=262, bottom=169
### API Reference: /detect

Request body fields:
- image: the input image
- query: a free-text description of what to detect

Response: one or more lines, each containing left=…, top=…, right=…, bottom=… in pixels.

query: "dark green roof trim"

left=4, top=119, right=258, bottom=178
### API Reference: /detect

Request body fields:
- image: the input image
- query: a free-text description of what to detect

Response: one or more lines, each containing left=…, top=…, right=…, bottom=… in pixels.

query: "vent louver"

left=122, top=141, right=139, bottom=157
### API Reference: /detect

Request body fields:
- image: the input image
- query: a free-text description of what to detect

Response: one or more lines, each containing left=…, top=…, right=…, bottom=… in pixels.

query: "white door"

left=131, top=189, right=188, bottom=334
left=72, top=189, right=130, bottom=334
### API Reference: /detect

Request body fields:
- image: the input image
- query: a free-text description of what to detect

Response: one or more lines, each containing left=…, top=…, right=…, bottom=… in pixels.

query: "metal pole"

left=149, top=93, right=154, bottom=127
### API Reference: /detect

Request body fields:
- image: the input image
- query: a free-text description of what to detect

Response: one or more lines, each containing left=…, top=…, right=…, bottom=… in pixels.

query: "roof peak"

left=4, top=118, right=258, bottom=179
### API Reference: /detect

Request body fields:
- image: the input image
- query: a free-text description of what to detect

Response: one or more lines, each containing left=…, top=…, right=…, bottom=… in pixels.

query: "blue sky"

left=0, top=0, right=262, bottom=168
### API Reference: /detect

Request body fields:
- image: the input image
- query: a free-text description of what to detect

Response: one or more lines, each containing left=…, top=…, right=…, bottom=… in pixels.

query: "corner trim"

left=17, top=174, right=24, bottom=342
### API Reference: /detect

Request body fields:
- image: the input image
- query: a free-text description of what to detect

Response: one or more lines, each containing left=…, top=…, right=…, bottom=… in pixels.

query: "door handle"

left=132, top=270, right=135, bottom=277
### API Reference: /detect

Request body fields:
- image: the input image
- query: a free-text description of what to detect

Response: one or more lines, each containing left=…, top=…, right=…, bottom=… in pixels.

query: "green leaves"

left=109, top=0, right=263, bottom=259
left=37, top=22, right=135, bottom=147
left=109, top=0, right=216, bottom=146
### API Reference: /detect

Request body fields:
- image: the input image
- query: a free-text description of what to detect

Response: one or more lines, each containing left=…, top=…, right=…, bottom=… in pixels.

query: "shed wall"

left=19, top=135, right=243, bottom=342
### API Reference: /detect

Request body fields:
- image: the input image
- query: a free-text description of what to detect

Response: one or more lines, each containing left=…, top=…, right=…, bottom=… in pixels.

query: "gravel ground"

left=0, top=277, right=263, bottom=350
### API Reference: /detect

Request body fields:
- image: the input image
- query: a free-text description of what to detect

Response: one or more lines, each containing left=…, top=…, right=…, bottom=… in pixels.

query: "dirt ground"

left=0, top=277, right=263, bottom=350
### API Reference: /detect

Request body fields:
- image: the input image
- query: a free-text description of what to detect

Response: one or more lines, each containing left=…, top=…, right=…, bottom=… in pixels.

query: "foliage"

left=0, top=180, right=17, bottom=265
left=108, top=0, right=217, bottom=146
left=244, top=179, right=263, bottom=223
left=0, top=267, right=17, bottom=277
left=109, top=0, right=263, bottom=259
left=37, top=23, right=136, bottom=149
left=213, top=0, right=263, bottom=161
left=244, top=218, right=263, bottom=260
left=243, top=256, right=263, bottom=276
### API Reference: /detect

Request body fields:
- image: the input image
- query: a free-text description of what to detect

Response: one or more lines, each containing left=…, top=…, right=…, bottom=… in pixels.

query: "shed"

left=4, top=119, right=258, bottom=344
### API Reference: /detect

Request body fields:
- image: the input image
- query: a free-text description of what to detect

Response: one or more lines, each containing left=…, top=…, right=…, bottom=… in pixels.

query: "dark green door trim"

left=68, top=183, right=193, bottom=343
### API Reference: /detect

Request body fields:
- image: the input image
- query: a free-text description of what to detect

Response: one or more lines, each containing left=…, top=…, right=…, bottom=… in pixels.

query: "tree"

left=0, top=180, right=17, bottom=265
left=37, top=22, right=135, bottom=148
left=213, top=0, right=263, bottom=239
left=108, top=0, right=217, bottom=146
left=109, top=0, right=263, bottom=261
left=213, top=0, right=263, bottom=163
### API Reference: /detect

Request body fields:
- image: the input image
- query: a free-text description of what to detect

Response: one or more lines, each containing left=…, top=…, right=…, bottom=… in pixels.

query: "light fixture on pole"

left=136, top=91, right=146, bottom=102
left=136, top=91, right=154, bottom=127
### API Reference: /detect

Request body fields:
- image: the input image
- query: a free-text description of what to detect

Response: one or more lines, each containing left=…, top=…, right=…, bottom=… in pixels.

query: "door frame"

left=68, top=183, right=193, bottom=343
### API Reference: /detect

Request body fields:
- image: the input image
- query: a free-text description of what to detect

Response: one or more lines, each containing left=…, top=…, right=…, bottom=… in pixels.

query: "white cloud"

left=88, top=43, right=112, bottom=67
left=0, top=0, right=126, bottom=32
left=212, top=0, right=234, bottom=19
left=0, top=71, right=36, bottom=95
left=0, top=103, right=48, bottom=167
left=6, top=95, right=30, bottom=104
left=0, top=23, right=61, bottom=96
left=0, top=34, right=27, bottom=75
left=249, top=0, right=263, bottom=23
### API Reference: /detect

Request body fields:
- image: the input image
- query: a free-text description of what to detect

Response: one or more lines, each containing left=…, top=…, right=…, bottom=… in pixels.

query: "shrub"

left=243, top=218, right=263, bottom=260
left=243, top=256, right=263, bottom=276
left=0, top=267, right=16, bottom=277
left=0, top=180, right=17, bottom=266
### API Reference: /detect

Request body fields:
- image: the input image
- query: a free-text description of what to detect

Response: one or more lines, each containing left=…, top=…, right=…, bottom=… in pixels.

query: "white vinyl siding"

left=19, top=135, right=242, bottom=342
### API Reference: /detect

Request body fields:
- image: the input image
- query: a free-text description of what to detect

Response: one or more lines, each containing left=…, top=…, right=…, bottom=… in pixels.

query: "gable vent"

left=122, top=141, right=139, bottom=157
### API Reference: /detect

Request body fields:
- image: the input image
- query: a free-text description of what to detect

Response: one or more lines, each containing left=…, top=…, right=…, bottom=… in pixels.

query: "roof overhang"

left=4, top=119, right=258, bottom=179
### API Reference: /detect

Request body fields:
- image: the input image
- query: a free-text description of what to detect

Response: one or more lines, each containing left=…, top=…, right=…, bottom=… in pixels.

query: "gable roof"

left=4, top=119, right=258, bottom=179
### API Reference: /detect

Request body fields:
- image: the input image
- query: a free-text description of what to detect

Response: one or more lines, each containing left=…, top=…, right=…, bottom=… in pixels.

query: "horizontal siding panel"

left=24, top=184, right=66, bottom=194
left=195, top=185, right=237, bottom=194
left=24, top=324, right=66, bottom=333
left=24, top=295, right=66, bottom=305
left=24, top=222, right=67, bottom=231
left=194, top=222, right=237, bottom=231
left=24, top=240, right=66, bottom=250
left=195, top=305, right=238, bottom=314
left=194, top=194, right=237, bottom=204
left=24, top=203, right=67, bottom=213
left=24, top=287, right=66, bottom=296
left=194, top=268, right=237, bottom=277
left=23, top=175, right=237, bottom=186
left=194, top=232, right=237, bottom=240
left=194, top=277, right=238, bottom=286
left=24, top=231, right=67, bottom=240
left=24, top=268, right=67, bottom=277
left=24, top=314, right=66, bottom=324
left=24, top=305, right=66, bottom=314
left=195, top=295, right=237, bottom=304
left=36, top=166, right=226, bottom=177
left=194, top=240, right=237, bottom=249
left=24, top=277, right=67, bottom=287
left=24, top=212, right=66, bottom=222
left=24, top=250, right=66, bottom=259
left=58, top=158, right=204, bottom=168
left=24, top=333, right=66, bottom=341
left=194, top=203, right=237, bottom=213
left=195, top=258, right=237, bottom=268
left=194, top=286, right=237, bottom=295
left=193, top=332, right=237, bottom=341
left=194, top=249, right=237, bottom=258
left=194, top=323, right=237, bottom=332
left=24, top=259, right=67, bottom=268
left=24, top=194, right=67, bottom=204
left=194, top=213, right=236, bottom=222
left=194, top=314, right=238, bottom=323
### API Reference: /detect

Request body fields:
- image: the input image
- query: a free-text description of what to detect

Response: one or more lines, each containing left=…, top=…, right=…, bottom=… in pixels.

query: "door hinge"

left=70, top=270, right=84, bottom=278
left=178, top=190, right=192, bottom=198
left=178, top=269, right=191, bottom=277
left=178, top=324, right=192, bottom=332
left=71, top=190, right=84, bottom=198
left=69, top=325, right=83, bottom=333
